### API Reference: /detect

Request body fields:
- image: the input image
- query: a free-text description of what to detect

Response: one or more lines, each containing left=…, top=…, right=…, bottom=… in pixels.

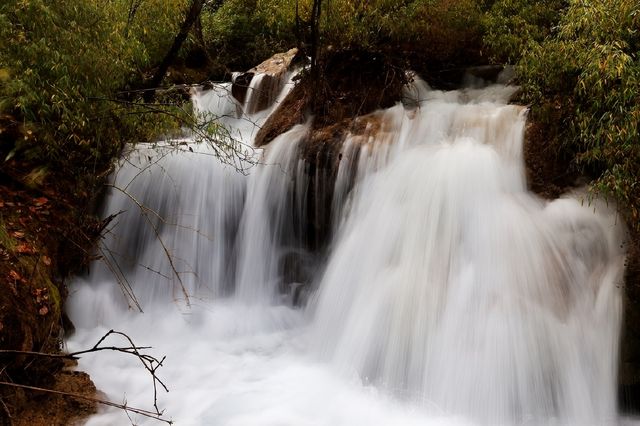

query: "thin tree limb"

left=0, top=381, right=172, bottom=424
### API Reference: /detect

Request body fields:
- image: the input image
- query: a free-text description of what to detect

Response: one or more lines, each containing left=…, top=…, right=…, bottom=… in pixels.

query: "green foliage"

left=201, top=0, right=485, bottom=72
left=483, top=0, right=566, bottom=63
left=202, top=0, right=299, bottom=72
left=517, top=0, right=640, bottom=227
left=121, top=0, right=191, bottom=67
left=320, top=0, right=409, bottom=48
left=398, top=0, right=484, bottom=65
left=0, top=0, right=185, bottom=178
left=316, top=0, right=484, bottom=67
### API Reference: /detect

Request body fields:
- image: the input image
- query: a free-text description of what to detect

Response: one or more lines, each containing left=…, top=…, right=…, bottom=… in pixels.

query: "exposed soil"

left=8, top=360, right=97, bottom=426
left=0, top=117, right=104, bottom=424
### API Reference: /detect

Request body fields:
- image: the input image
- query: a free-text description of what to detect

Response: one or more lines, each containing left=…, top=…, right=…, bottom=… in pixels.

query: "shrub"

left=483, top=0, right=566, bottom=63
left=517, top=0, right=640, bottom=228
left=0, top=0, right=184, bottom=178
left=201, top=0, right=299, bottom=73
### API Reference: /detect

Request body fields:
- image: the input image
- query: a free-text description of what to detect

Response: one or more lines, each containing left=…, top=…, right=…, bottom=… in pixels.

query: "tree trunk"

left=144, top=0, right=205, bottom=102
left=310, top=0, right=322, bottom=80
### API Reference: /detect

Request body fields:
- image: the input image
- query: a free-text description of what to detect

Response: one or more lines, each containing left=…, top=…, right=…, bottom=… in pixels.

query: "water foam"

left=67, top=77, right=627, bottom=425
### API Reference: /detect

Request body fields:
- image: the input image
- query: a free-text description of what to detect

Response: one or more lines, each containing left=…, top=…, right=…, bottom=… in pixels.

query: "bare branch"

left=0, top=329, right=171, bottom=423
left=0, top=382, right=172, bottom=424
left=105, top=184, right=191, bottom=306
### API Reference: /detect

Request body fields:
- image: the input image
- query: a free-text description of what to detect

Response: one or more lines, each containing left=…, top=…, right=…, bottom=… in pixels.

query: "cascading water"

left=67, top=71, right=628, bottom=426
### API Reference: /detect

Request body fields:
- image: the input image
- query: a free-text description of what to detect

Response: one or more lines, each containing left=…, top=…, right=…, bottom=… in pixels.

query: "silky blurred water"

left=67, top=76, right=628, bottom=425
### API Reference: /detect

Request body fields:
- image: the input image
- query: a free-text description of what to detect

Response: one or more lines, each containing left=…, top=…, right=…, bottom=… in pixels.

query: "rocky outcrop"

left=255, top=81, right=309, bottom=148
left=257, top=50, right=408, bottom=251
left=256, top=49, right=407, bottom=147
left=232, top=48, right=301, bottom=114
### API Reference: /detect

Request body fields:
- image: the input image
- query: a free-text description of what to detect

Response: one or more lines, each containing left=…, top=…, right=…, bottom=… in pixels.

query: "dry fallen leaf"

left=38, top=306, right=49, bottom=316
left=9, top=270, right=22, bottom=281
left=16, top=243, right=35, bottom=255
left=33, top=197, right=48, bottom=206
left=11, top=231, right=25, bottom=239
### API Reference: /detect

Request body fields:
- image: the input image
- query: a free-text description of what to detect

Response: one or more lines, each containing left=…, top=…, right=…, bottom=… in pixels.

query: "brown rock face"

left=255, top=81, right=309, bottom=148
left=255, top=50, right=408, bottom=250
left=231, top=72, right=254, bottom=105
left=256, top=49, right=407, bottom=147
left=232, top=48, right=301, bottom=114
left=252, top=48, right=300, bottom=76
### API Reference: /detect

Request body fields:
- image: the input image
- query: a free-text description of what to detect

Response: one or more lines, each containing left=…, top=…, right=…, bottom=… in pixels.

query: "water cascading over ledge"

left=66, top=64, right=628, bottom=425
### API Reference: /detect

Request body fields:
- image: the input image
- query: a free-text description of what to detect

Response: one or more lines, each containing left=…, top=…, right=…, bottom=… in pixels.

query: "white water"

left=67, top=73, right=628, bottom=425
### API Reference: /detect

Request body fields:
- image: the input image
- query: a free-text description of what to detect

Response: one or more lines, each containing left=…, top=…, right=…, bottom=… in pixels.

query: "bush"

left=200, top=0, right=485, bottom=74
left=0, top=0, right=184, bottom=179
left=318, top=0, right=484, bottom=68
left=483, top=0, right=566, bottom=63
left=516, top=0, right=640, bottom=228
left=201, top=0, right=299, bottom=73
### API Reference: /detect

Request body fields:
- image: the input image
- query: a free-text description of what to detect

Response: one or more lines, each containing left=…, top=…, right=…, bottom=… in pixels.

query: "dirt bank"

left=0, top=119, right=103, bottom=423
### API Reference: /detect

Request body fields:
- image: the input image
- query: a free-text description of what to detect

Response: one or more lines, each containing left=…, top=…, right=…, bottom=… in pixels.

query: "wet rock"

left=231, top=72, right=254, bottom=105
left=252, top=48, right=300, bottom=76
left=232, top=48, right=300, bottom=113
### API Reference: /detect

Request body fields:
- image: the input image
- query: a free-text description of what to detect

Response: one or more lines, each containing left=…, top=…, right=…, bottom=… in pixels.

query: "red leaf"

left=16, top=243, right=35, bottom=255
left=11, top=231, right=25, bottom=239
left=33, top=197, right=48, bottom=206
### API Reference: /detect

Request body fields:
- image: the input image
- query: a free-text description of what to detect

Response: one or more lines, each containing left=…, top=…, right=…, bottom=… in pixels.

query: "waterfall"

left=66, top=73, right=628, bottom=426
